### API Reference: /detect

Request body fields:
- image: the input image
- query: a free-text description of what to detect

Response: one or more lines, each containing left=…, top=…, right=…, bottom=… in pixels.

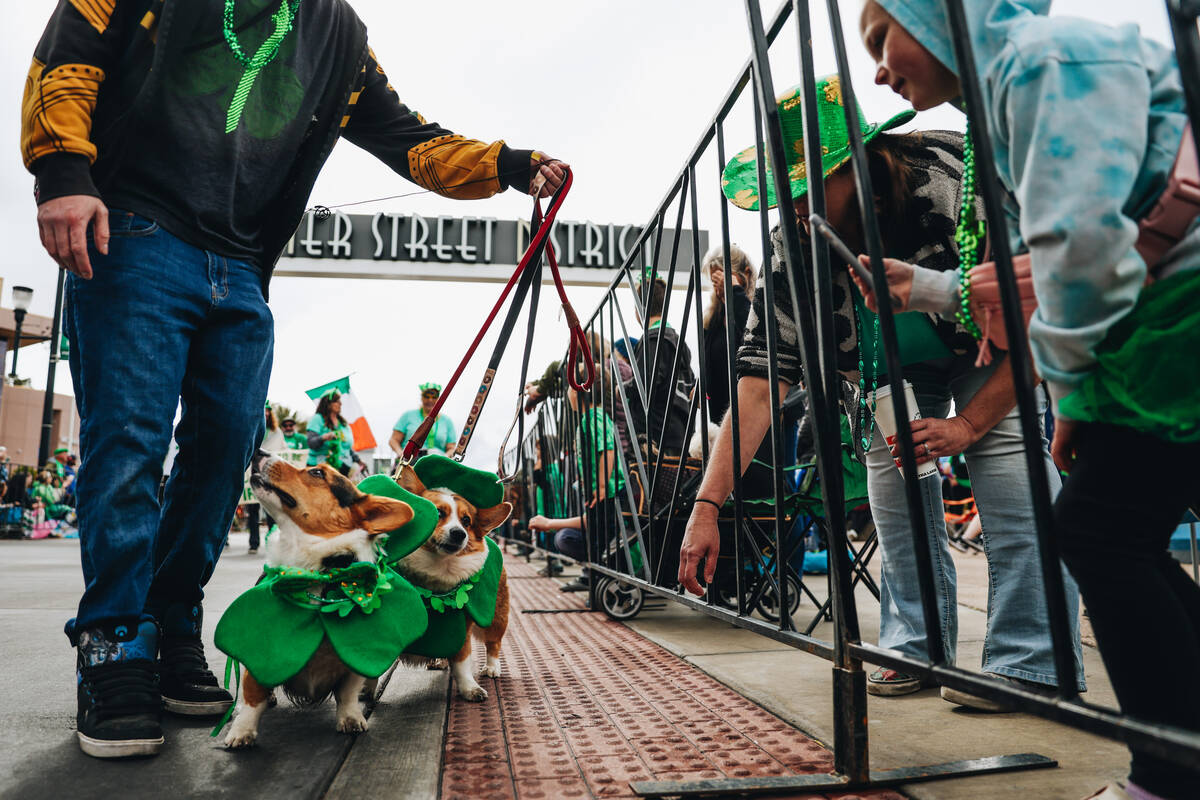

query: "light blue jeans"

left=866, top=357, right=1086, bottom=689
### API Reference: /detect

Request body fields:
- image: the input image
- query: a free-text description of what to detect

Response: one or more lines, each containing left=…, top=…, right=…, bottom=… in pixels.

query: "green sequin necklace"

left=954, top=124, right=985, bottom=340
left=222, top=0, right=303, bottom=134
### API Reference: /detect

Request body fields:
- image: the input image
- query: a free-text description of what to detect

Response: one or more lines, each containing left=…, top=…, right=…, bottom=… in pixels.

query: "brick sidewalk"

left=441, top=552, right=904, bottom=800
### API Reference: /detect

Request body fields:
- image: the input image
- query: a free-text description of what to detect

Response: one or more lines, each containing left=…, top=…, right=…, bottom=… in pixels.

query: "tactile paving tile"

left=442, top=759, right=515, bottom=799
left=514, top=776, right=592, bottom=800
left=439, top=549, right=907, bottom=800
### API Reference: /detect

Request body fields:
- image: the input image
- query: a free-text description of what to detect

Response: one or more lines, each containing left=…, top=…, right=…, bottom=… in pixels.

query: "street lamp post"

left=8, top=285, right=33, bottom=380
left=38, top=271, right=66, bottom=467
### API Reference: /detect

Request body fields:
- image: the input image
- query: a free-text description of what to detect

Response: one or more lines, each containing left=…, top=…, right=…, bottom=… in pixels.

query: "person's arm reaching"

left=388, top=429, right=406, bottom=457
left=342, top=49, right=568, bottom=199
left=678, top=376, right=788, bottom=595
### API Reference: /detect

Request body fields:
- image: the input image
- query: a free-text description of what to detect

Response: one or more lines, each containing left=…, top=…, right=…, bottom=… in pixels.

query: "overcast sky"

left=1, top=1, right=1172, bottom=468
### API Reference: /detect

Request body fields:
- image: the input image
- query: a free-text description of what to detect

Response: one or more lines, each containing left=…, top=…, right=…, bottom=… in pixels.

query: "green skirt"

left=1059, top=269, right=1200, bottom=443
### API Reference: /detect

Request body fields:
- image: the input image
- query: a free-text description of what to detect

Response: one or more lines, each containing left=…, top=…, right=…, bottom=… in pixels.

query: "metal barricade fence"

left=498, top=1, right=1200, bottom=794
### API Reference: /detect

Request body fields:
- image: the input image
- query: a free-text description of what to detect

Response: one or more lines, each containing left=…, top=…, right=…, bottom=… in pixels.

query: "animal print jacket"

left=736, top=130, right=986, bottom=450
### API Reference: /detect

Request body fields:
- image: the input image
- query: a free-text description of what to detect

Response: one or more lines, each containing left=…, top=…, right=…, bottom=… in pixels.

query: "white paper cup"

left=867, top=380, right=938, bottom=480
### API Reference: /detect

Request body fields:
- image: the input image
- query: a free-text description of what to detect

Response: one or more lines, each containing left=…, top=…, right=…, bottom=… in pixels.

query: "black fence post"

left=939, top=0, right=1079, bottom=698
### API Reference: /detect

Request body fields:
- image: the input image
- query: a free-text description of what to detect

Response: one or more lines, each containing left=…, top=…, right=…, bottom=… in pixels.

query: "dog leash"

left=394, top=168, right=592, bottom=479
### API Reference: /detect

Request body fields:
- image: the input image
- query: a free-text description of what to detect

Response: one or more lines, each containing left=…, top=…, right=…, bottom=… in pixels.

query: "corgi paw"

left=427, top=658, right=449, bottom=671
left=336, top=710, right=369, bottom=734
left=481, top=660, right=501, bottom=679
left=458, top=682, right=488, bottom=702
left=224, top=726, right=258, bottom=749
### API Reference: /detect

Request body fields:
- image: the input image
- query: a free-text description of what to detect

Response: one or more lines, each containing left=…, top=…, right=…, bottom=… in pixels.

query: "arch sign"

left=275, top=211, right=708, bottom=287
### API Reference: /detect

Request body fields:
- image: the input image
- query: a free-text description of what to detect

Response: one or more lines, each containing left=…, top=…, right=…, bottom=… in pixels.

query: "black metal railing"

left=499, top=1, right=1200, bottom=794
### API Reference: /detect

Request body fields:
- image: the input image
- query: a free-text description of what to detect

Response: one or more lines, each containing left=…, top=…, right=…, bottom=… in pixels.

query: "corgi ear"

left=395, top=466, right=426, bottom=496
left=474, top=501, right=513, bottom=534
left=356, top=495, right=414, bottom=536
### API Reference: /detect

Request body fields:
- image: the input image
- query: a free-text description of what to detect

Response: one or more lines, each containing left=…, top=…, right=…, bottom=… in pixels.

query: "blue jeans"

left=866, top=357, right=1086, bottom=689
left=64, top=210, right=273, bottom=639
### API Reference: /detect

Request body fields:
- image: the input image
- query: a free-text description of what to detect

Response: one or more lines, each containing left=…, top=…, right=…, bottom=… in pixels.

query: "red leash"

left=398, top=168, right=592, bottom=469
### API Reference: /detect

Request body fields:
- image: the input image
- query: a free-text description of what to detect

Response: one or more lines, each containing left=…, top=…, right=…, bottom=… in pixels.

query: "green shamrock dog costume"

left=213, top=455, right=506, bottom=685
left=399, top=454, right=506, bottom=660
left=213, top=474, right=437, bottom=685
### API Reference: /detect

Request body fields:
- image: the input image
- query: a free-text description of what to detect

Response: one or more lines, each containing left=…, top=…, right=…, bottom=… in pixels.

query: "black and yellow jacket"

left=21, top=0, right=536, bottom=278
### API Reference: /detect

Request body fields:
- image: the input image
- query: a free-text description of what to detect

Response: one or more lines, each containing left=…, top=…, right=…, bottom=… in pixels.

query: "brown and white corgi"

left=223, top=451, right=414, bottom=748
left=396, top=468, right=512, bottom=702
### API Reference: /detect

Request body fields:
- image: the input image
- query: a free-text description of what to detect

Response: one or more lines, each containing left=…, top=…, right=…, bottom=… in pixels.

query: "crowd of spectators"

left=0, top=445, right=80, bottom=539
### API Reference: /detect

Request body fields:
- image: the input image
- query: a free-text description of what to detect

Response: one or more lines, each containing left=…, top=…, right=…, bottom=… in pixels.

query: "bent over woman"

left=679, top=76, right=1083, bottom=706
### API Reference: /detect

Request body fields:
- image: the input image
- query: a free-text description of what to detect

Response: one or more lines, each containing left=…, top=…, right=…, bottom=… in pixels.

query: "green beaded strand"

left=954, top=124, right=985, bottom=340
left=852, top=299, right=880, bottom=452
left=223, top=0, right=303, bottom=133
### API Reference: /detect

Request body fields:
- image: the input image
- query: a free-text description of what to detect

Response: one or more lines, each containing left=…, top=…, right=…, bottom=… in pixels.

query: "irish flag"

left=305, top=376, right=377, bottom=452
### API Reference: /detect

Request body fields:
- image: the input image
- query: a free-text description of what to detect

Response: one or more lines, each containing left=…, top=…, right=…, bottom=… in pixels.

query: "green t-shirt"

left=536, top=461, right=564, bottom=517
left=283, top=431, right=307, bottom=450
left=852, top=290, right=953, bottom=383
left=307, top=414, right=354, bottom=468
left=577, top=408, right=626, bottom=499
left=394, top=409, right=456, bottom=453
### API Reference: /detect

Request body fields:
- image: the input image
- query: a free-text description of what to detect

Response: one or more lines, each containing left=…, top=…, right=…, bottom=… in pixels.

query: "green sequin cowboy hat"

left=721, top=75, right=915, bottom=212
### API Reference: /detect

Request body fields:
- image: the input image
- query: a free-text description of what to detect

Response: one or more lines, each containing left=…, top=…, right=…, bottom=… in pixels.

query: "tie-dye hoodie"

left=875, top=0, right=1190, bottom=411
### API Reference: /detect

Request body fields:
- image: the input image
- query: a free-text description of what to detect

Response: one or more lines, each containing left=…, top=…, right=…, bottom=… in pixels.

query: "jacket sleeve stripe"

left=21, top=60, right=105, bottom=168
left=69, top=0, right=117, bottom=35
left=407, top=136, right=503, bottom=199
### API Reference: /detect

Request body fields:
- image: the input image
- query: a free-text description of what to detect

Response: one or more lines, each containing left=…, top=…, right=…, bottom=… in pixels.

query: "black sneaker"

left=560, top=577, right=589, bottom=593
left=157, top=603, right=233, bottom=716
left=76, top=620, right=163, bottom=758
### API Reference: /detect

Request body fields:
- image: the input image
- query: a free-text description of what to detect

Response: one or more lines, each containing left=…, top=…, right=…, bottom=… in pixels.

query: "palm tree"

left=271, top=403, right=307, bottom=433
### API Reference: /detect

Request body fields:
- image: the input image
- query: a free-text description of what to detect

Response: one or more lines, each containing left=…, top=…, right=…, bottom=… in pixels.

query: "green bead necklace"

left=849, top=125, right=985, bottom=452
left=852, top=298, right=880, bottom=452
left=954, top=124, right=985, bottom=340
left=222, top=0, right=303, bottom=134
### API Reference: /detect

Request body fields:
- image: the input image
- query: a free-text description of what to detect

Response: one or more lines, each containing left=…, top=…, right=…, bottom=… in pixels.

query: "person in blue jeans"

left=24, top=0, right=567, bottom=759
left=679, top=76, right=1083, bottom=708
left=864, top=357, right=1084, bottom=705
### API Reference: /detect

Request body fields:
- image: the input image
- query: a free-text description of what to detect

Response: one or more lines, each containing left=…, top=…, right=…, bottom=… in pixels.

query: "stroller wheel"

left=756, top=574, right=803, bottom=622
left=595, top=577, right=645, bottom=621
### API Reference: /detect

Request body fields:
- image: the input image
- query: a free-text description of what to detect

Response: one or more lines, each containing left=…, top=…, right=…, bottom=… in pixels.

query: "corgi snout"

left=438, top=527, right=468, bottom=553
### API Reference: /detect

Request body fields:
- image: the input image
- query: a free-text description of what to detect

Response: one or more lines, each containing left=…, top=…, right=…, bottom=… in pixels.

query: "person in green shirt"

left=279, top=417, right=307, bottom=450
left=529, top=363, right=629, bottom=592
left=389, top=383, right=457, bottom=458
left=306, top=391, right=363, bottom=476
left=32, top=469, right=73, bottom=522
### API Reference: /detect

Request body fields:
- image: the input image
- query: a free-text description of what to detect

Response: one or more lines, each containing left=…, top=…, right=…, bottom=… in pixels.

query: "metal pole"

left=823, top=0, right=946, bottom=666
left=1168, top=1, right=1200, bottom=165
left=941, top=0, right=1080, bottom=698
left=38, top=269, right=67, bottom=467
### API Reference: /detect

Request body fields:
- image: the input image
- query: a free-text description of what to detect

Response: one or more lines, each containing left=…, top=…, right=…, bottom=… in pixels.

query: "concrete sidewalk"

left=1, top=537, right=1131, bottom=800
left=623, top=549, right=1128, bottom=800
left=0, top=536, right=449, bottom=800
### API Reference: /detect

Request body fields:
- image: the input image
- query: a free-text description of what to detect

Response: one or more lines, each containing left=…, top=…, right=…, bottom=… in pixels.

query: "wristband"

left=693, top=497, right=723, bottom=513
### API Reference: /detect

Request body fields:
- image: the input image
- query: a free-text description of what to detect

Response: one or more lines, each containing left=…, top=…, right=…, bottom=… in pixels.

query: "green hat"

left=356, top=474, right=439, bottom=565
left=721, top=75, right=915, bottom=211
left=418, top=382, right=442, bottom=394
left=413, top=453, right=504, bottom=509
left=54, top=447, right=69, bottom=455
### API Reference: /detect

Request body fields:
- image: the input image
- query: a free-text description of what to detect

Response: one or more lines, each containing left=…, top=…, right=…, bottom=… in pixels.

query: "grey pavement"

left=624, top=549, right=1129, bottom=800
left=0, top=536, right=449, bottom=800
left=2, top=536, right=1134, bottom=800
